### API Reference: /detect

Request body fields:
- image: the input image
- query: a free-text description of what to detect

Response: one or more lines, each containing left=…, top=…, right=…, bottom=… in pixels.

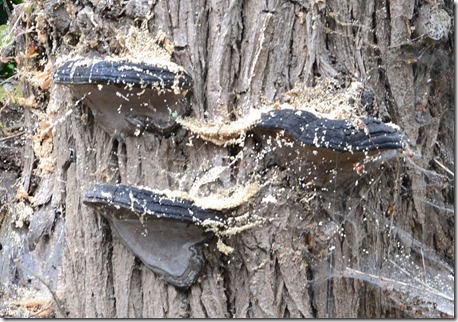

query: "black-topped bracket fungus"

left=256, top=109, right=404, bottom=152
left=83, top=183, right=225, bottom=288
left=179, top=108, right=404, bottom=151
left=54, top=56, right=193, bottom=139
left=178, top=108, right=406, bottom=186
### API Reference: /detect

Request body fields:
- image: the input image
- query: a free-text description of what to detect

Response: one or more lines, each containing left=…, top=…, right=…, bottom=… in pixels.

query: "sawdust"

left=192, top=182, right=261, bottom=211
left=201, top=211, right=266, bottom=255
left=216, top=239, right=234, bottom=255
left=281, top=77, right=370, bottom=119
left=13, top=184, right=32, bottom=203
left=177, top=108, right=265, bottom=146
left=117, top=27, right=179, bottom=71
left=29, top=110, right=56, bottom=176
left=28, top=61, right=53, bottom=91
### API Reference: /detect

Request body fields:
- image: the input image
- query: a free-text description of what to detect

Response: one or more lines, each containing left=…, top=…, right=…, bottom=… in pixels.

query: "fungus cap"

left=54, top=57, right=193, bottom=138
left=83, top=183, right=225, bottom=288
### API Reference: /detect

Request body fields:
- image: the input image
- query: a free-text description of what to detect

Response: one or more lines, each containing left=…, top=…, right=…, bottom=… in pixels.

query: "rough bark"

left=0, top=0, right=454, bottom=318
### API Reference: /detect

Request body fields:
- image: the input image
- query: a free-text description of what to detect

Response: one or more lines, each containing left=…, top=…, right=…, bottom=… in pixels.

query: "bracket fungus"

left=54, top=57, right=193, bottom=139
left=179, top=109, right=404, bottom=151
left=83, top=183, right=225, bottom=288
left=179, top=109, right=406, bottom=186
left=256, top=109, right=404, bottom=151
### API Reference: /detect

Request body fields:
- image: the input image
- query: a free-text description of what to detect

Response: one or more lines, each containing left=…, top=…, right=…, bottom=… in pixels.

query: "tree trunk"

left=0, top=0, right=453, bottom=318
